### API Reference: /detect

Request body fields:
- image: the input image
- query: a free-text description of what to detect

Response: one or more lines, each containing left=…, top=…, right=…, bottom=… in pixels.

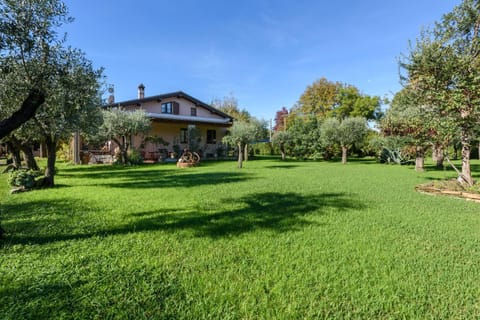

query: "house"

left=73, top=85, right=233, bottom=163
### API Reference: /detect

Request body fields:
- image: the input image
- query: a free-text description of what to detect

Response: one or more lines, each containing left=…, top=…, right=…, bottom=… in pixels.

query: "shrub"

left=128, top=149, right=143, bottom=165
left=8, top=169, right=42, bottom=189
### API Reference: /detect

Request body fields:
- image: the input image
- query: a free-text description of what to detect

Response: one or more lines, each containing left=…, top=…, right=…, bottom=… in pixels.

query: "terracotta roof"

left=104, top=91, right=233, bottom=120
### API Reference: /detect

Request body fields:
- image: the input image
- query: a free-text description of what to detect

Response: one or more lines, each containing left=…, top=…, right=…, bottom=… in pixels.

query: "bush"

left=128, top=149, right=143, bottom=165
left=8, top=169, right=42, bottom=189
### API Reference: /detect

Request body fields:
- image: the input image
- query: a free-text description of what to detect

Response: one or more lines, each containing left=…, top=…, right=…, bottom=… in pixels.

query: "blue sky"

left=62, top=0, right=459, bottom=120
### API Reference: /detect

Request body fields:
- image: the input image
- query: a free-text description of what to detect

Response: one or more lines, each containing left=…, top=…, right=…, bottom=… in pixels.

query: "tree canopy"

left=0, top=0, right=71, bottom=139
left=400, top=0, right=480, bottom=184
left=295, top=77, right=382, bottom=121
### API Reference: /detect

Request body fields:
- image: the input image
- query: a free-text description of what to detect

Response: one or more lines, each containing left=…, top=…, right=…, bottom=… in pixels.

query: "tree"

left=271, top=131, right=292, bottom=160
left=211, top=93, right=251, bottom=122
left=222, top=121, right=258, bottom=168
left=33, top=47, right=104, bottom=186
left=0, top=0, right=71, bottom=139
left=401, top=0, right=480, bottom=184
left=295, top=77, right=382, bottom=121
left=285, top=115, right=323, bottom=159
left=273, top=107, right=289, bottom=132
left=381, top=88, right=431, bottom=171
left=321, top=117, right=368, bottom=164
left=99, top=108, right=151, bottom=165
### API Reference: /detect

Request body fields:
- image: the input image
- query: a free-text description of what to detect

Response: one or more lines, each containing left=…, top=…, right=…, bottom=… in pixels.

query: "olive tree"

left=99, top=108, right=151, bottom=165
left=0, top=0, right=71, bottom=139
left=401, top=0, right=480, bottom=184
left=222, top=121, right=259, bottom=168
left=321, top=117, right=368, bottom=164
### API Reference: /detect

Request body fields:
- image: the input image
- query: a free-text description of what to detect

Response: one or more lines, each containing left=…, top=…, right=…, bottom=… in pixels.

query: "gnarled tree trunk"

left=0, top=89, right=45, bottom=140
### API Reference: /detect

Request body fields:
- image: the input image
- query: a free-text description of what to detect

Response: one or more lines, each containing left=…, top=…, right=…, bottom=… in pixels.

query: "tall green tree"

left=0, top=0, right=71, bottom=139
left=296, top=77, right=382, bottom=120
left=34, top=47, right=103, bottom=186
left=401, top=0, right=480, bottom=184
left=211, top=93, right=251, bottom=122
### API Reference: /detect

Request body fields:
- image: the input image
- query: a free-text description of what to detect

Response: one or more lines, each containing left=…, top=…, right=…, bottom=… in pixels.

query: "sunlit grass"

left=1, top=158, right=480, bottom=319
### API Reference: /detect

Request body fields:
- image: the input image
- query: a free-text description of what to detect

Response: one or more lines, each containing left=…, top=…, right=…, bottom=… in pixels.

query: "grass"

left=1, top=157, right=480, bottom=319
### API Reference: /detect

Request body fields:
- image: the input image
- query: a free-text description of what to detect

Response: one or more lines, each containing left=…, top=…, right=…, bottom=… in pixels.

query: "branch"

left=0, top=88, right=45, bottom=139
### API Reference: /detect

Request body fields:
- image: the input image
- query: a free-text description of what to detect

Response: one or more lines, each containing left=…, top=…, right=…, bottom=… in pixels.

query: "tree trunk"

left=20, top=144, right=39, bottom=170
left=6, top=141, right=21, bottom=168
left=415, top=146, right=424, bottom=172
left=460, top=128, right=474, bottom=185
left=0, top=88, right=45, bottom=140
left=237, top=143, right=243, bottom=168
left=280, top=143, right=286, bottom=160
left=432, top=144, right=444, bottom=169
left=44, top=136, right=58, bottom=187
left=341, top=145, right=348, bottom=164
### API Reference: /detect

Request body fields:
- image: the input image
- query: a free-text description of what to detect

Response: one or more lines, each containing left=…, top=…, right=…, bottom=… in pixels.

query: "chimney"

left=107, top=84, right=115, bottom=104
left=138, top=83, right=145, bottom=99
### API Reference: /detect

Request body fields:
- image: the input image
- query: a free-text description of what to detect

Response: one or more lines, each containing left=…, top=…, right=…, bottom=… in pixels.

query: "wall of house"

left=139, top=121, right=229, bottom=159
left=139, top=98, right=225, bottom=120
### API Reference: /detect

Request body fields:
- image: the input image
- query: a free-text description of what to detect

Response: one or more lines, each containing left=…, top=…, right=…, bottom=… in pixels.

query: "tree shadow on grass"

left=131, top=192, right=366, bottom=238
left=0, top=268, right=183, bottom=319
left=2, top=192, right=366, bottom=246
left=58, top=167, right=253, bottom=189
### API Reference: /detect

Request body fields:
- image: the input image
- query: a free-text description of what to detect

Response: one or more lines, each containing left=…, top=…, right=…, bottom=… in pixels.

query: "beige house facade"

left=74, top=85, right=233, bottom=163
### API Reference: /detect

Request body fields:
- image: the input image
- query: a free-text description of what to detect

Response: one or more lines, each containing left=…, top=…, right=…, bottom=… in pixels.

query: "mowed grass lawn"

left=1, top=158, right=480, bottom=319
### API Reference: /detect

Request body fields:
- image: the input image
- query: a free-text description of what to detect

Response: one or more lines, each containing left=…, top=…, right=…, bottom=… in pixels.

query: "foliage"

left=211, top=93, right=251, bottom=122
left=1, top=160, right=480, bottom=318
left=127, top=148, right=143, bottom=166
left=379, top=148, right=412, bottom=165
left=321, top=117, right=368, bottom=163
left=273, top=107, right=289, bottom=132
left=285, top=115, right=322, bottom=159
left=222, top=120, right=261, bottom=167
left=400, top=0, right=480, bottom=184
left=0, top=0, right=72, bottom=139
left=271, top=130, right=292, bottom=159
left=7, top=168, right=41, bottom=188
left=99, top=108, right=151, bottom=165
left=56, top=141, right=71, bottom=162
left=295, top=77, right=382, bottom=120
left=187, top=126, right=202, bottom=153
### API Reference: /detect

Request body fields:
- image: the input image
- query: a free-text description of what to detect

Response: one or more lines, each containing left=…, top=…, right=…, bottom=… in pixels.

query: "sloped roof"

left=104, top=90, right=233, bottom=120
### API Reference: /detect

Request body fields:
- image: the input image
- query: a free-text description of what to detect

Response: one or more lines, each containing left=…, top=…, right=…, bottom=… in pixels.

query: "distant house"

left=73, top=85, right=233, bottom=163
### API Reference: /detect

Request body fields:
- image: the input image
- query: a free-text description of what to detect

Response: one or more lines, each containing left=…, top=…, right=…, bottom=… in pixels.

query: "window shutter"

left=173, top=102, right=180, bottom=115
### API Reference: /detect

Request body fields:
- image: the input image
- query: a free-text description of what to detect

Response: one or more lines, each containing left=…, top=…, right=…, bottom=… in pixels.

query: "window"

left=180, top=128, right=188, bottom=144
left=161, top=101, right=179, bottom=114
left=207, top=129, right=216, bottom=144
left=161, top=102, right=173, bottom=114
left=191, top=107, right=197, bottom=116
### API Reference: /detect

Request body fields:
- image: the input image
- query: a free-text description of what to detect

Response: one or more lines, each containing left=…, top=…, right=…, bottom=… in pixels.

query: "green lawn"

left=1, top=158, right=480, bottom=319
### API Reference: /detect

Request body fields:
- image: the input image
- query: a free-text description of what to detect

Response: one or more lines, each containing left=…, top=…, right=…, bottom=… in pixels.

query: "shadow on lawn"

left=0, top=268, right=182, bottom=319
left=1, top=192, right=365, bottom=246
left=59, top=166, right=253, bottom=189
left=130, top=192, right=366, bottom=238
